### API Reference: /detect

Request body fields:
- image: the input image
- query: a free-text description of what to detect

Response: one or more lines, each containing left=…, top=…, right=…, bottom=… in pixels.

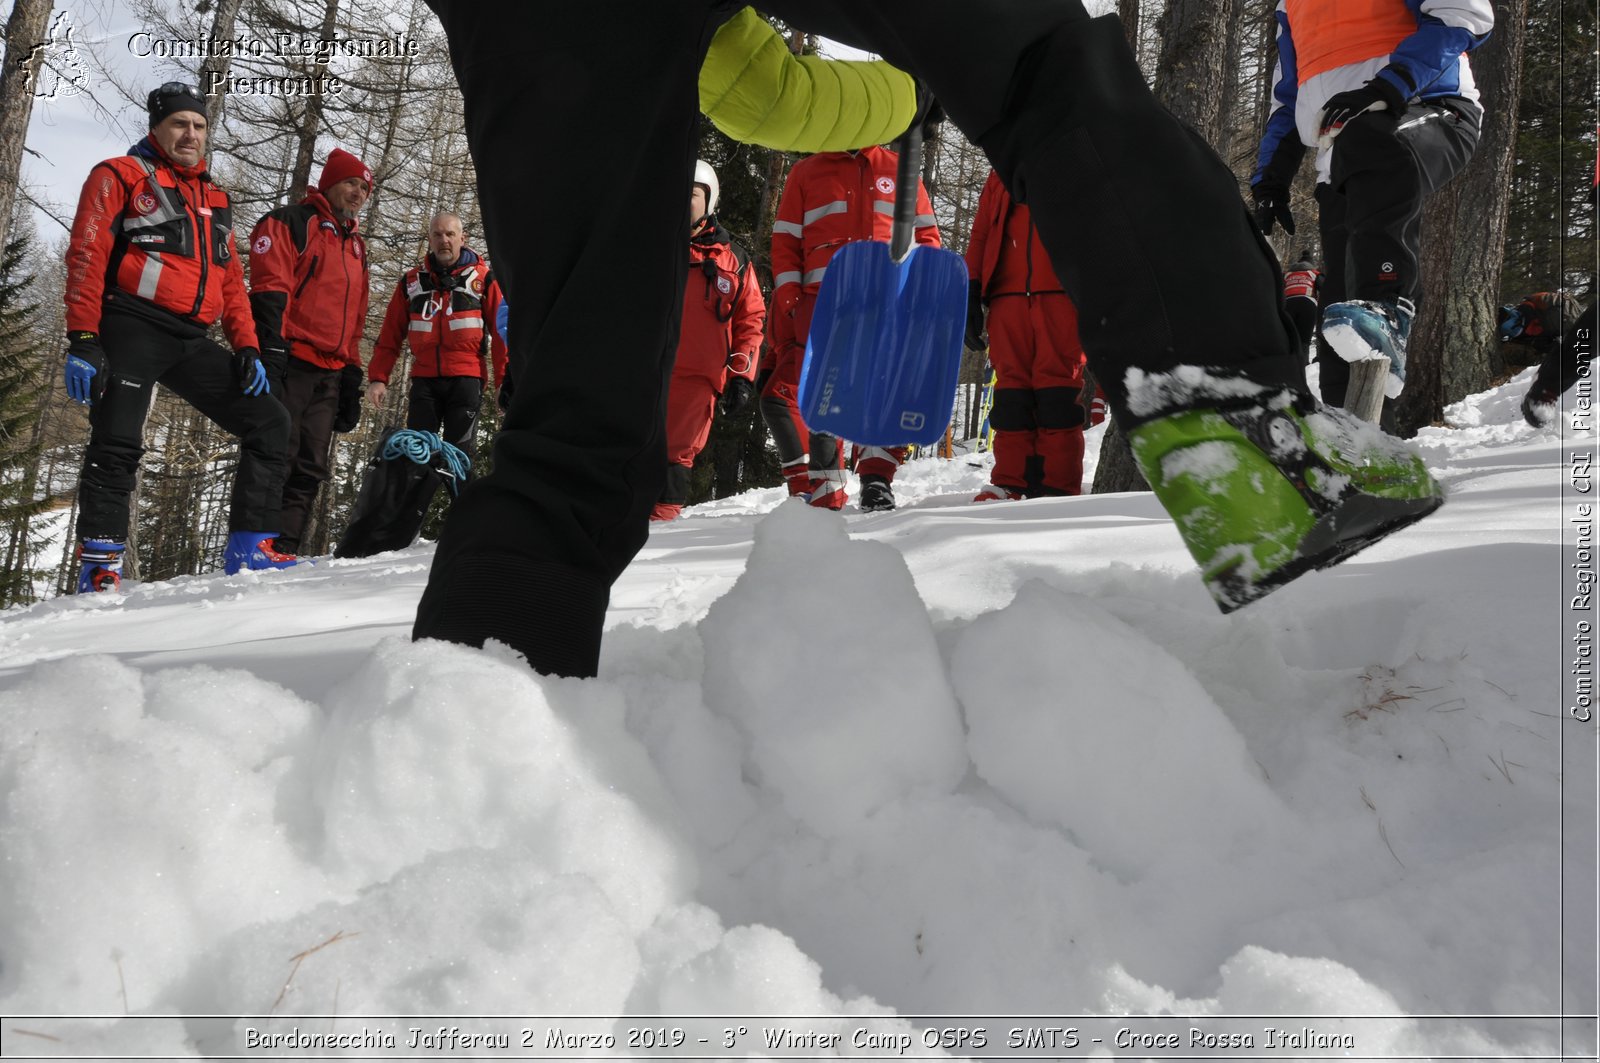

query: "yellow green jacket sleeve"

left=699, top=7, right=917, bottom=154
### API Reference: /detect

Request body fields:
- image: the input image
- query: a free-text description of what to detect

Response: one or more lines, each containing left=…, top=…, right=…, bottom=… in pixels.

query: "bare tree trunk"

left=1117, top=0, right=1140, bottom=52
left=197, top=0, right=245, bottom=135
left=290, top=0, right=343, bottom=195
left=1095, top=0, right=1239, bottom=494
left=1153, top=0, right=1239, bottom=145
left=1394, top=0, right=1527, bottom=434
left=0, top=0, right=55, bottom=255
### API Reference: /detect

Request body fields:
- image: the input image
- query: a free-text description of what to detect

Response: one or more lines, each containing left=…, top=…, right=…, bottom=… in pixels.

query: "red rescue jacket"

left=675, top=219, right=765, bottom=385
left=964, top=169, right=1064, bottom=299
left=247, top=190, right=369, bottom=370
left=64, top=138, right=257, bottom=348
left=771, top=145, right=940, bottom=313
left=368, top=248, right=508, bottom=386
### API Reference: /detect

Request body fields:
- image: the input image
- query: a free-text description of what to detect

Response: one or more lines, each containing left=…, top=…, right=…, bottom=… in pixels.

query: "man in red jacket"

left=247, top=148, right=373, bottom=558
left=964, top=167, right=1092, bottom=501
left=764, top=144, right=940, bottom=512
left=62, top=82, right=289, bottom=590
left=367, top=211, right=507, bottom=456
left=653, top=161, right=765, bottom=521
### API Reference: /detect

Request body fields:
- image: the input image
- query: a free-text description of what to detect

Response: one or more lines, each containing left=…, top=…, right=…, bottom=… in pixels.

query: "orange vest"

left=1286, top=0, right=1416, bottom=83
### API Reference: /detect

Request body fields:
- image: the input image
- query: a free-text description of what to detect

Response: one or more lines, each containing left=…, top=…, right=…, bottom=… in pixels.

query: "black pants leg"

left=1315, top=183, right=1350, bottom=406
left=407, top=376, right=483, bottom=454
left=277, top=358, right=341, bottom=552
left=1326, top=100, right=1481, bottom=307
left=416, top=0, right=720, bottom=676
left=79, top=308, right=290, bottom=540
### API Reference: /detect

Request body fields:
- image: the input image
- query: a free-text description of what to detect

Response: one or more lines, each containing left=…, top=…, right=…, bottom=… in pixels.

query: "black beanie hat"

left=146, top=82, right=206, bottom=127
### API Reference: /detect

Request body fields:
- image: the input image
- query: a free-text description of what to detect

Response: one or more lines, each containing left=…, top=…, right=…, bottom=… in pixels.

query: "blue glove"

left=495, top=301, right=510, bottom=345
left=1497, top=304, right=1527, bottom=342
left=233, top=347, right=268, bottom=396
left=65, top=331, right=107, bottom=406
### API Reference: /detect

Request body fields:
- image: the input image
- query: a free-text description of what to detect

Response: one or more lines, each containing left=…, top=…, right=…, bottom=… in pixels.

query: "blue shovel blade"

left=799, top=241, right=969, bottom=447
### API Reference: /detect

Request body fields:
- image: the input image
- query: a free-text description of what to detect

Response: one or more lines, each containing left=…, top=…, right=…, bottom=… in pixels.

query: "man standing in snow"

left=62, top=82, right=289, bottom=592
left=1251, top=0, right=1493, bottom=409
left=654, top=162, right=765, bottom=522
left=416, top=2, right=1449, bottom=677
left=247, top=148, right=374, bottom=565
left=964, top=167, right=1093, bottom=502
left=366, top=212, right=508, bottom=462
left=764, top=143, right=941, bottom=512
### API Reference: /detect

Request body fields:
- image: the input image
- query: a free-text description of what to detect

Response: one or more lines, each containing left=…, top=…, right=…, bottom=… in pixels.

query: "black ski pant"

left=276, top=357, right=341, bottom=554
left=77, top=303, right=290, bottom=542
left=417, top=0, right=1307, bottom=676
left=1312, top=98, right=1480, bottom=407
left=406, top=375, right=483, bottom=455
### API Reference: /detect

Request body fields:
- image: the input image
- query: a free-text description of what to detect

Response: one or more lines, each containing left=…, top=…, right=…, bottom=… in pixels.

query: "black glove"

left=965, top=279, right=986, bottom=350
left=1252, top=181, right=1295, bottom=237
left=1522, top=386, right=1558, bottom=428
left=64, top=331, right=108, bottom=406
left=333, top=364, right=363, bottom=432
left=719, top=375, right=755, bottom=416
left=1318, top=78, right=1406, bottom=138
left=232, top=346, right=268, bottom=397
left=497, top=372, right=514, bottom=414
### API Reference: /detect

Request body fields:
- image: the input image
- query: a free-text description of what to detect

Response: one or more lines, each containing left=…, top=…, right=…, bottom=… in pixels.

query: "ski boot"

left=1321, top=297, right=1413, bottom=398
left=858, top=474, right=897, bottom=512
left=76, top=538, right=126, bottom=594
left=1127, top=390, right=1443, bottom=612
left=224, top=531, right=303, bottom=575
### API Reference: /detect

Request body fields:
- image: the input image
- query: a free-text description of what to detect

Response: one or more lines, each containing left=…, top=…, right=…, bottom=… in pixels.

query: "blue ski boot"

left=1321, top=297, right=1414, bottom=399
left=224, top=531, right=303, bottom=575
left=76, top=538, right=126, bottom=594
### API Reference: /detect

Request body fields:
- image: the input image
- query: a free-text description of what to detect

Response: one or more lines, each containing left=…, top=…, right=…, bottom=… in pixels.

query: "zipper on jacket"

left=338, top=230, right=354, bottom=364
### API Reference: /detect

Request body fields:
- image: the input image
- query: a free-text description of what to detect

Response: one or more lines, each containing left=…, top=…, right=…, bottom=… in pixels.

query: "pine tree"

left=0, top=228, right=59, bottom=607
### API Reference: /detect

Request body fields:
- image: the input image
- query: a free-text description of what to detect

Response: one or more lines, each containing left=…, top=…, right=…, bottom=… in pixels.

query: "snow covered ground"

left=0, top=369, right=1594, bottom=1060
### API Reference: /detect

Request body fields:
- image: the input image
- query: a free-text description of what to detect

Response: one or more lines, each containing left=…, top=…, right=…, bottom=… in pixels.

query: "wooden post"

left=1342, top=356, right=1389, bottom=424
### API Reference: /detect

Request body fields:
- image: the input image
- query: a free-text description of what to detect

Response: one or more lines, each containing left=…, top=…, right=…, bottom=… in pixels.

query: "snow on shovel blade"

left=798, top=240, right=968, bottom=447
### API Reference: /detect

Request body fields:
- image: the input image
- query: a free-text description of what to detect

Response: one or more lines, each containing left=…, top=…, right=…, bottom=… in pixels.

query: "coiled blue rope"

left=382, top=428, right=472, bottom=483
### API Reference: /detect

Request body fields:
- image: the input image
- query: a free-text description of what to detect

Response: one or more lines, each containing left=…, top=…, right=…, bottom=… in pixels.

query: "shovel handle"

left=891, top=122, right=923, bottom=262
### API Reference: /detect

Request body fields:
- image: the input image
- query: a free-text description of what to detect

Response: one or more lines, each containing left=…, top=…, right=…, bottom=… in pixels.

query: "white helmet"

left=693, top=159, right=719, bottom=218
